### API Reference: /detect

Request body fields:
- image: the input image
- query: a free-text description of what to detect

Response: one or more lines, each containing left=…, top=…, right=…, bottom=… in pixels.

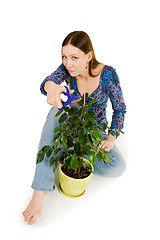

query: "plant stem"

left=83, top=93, right=85, bottom=122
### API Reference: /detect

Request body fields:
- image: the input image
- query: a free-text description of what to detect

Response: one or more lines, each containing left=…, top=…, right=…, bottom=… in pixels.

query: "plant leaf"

left=54, top=147, right=61, bottom=154
left=53, top=138, right=59, bottom=149
left=61, top=122, right=68, bottom=130
left=85, top=111, right=97, bottom=122
left=84, top=146, right=95, bottom=155
left=117, top=129, right=124, bottom=134
left=46, top=146, right=54, bottom=157
left=92, top=130, right=102, bottom=141
left=74, top=142, right=81, bottom=153
left=97, top=150, right=102, bottom=161
left=66, top=137, right=73, bottom=148
left=64, top=106, right=70, bottom=112
left=53, top=126, right=61, bottom=133
left=81, top=160, right=87, bottom=168
left=61, top=135, right=68, bottom=148
left=100, top=147, right=105, bottom=154
left=88, top=99, right=99, bottom=105
left=102, top=122, right=107, bottom=131
left=36, top=150, right=45, bottom=164
left=52, top=132, right=61, bottom=142
left=50, top=157, right=55, bottom=167
left=79, top=137, right=87, bottom=146
left=70, top=156, right=79, bottom=170
left=91, top=134, right=99, bottom=144
left=43, top=145, right=50, bottom=153
left=89, top=155, right=96, bottom=166
left=55, top=110, right=63, bottom=117
left=81, top=106, right=87, bottom=116
left=103, top=153, right=110, bottom=164
left=78, top=129, right=83, bottom=139
left=59, top=113, right=68, bottom=124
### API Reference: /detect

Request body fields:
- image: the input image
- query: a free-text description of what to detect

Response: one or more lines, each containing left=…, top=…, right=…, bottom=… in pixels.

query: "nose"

left=65, top=60, right=73, bottom=68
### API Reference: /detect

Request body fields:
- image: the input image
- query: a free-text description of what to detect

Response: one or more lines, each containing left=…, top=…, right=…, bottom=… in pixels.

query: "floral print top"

left=40, top=63, right=127, bottom=137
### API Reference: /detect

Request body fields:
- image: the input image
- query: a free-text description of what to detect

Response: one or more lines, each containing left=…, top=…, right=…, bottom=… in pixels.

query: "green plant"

left=36, top=93, right=123, bottom=176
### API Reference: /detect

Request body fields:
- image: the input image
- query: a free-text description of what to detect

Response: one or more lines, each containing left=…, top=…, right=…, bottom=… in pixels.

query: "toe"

left=22, top=210, right=26, bottom=215
left=28, top=212, right=41, bottom=225
left=25, top=212, right=33, bottom=222
left=22, top=211, right=28, bottom=217
left=28, top=217, right=36, bottom=225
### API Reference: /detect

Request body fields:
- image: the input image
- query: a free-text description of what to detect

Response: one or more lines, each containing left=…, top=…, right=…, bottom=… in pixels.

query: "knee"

left=94, top=155, right=126, bottom=178
left=110, top=157, right=126, bottom=177
left=106, top=146, right=127, bottom=178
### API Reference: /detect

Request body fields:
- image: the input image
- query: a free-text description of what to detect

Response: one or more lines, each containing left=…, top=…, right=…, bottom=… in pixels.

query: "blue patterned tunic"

left=40, top=64, right=126, bottom=137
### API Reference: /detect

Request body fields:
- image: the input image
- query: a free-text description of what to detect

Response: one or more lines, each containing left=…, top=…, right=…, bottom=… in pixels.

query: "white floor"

left=2, top=131, right=159, bottom=240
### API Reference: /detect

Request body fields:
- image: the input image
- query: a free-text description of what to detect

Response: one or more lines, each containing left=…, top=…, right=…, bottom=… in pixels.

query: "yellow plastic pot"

left=58, top=158, right=93, bottom=198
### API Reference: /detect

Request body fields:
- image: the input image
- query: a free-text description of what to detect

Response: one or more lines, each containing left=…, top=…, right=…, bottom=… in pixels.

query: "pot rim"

left=59, top=158, right=93, bottom=181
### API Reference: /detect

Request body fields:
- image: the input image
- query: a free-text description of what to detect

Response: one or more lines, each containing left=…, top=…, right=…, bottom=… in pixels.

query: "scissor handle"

left=64, top=85, right=70, bottom=95
left=58, top=86, right=70, bottom=110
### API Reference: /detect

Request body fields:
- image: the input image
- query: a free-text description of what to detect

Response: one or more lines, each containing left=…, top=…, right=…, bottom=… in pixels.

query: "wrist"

left=106, top=133, right=116, bottom=141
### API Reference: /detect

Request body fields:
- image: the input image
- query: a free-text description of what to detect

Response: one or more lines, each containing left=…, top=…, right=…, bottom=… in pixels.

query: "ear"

left=87, top=50, right=93, bottom=62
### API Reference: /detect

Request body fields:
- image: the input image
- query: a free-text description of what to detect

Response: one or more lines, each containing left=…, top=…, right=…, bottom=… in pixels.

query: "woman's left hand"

left=97, top=134, right=116, bottom=153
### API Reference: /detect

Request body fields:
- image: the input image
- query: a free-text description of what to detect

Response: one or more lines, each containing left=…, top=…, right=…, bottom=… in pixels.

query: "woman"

left=22, top=31, right=126, bottom=225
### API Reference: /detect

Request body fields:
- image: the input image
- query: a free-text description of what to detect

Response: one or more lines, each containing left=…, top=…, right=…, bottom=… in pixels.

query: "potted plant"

left=36, top=93, right=122, bottom=197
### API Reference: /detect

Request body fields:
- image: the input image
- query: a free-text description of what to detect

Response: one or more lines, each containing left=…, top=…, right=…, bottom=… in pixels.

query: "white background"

left=0, top=0, right=160, bottom=239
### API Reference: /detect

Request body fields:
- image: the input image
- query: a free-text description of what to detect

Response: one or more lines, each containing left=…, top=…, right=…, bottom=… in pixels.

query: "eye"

left=72, top=56, right=77, bottom=60
left=62, top=56, right=67, bottom=59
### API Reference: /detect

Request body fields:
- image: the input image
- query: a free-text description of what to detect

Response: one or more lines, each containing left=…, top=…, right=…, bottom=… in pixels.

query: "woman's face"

left=62, top=44, right=92, bottom=77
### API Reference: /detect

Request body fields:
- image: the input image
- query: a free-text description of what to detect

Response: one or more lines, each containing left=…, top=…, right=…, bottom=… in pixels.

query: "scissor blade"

left=71, top=97, right=82, bottom=108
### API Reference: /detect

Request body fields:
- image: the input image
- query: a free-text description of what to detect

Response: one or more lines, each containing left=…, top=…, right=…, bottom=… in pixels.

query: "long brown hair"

left=62, top=31, right=100, bottom=78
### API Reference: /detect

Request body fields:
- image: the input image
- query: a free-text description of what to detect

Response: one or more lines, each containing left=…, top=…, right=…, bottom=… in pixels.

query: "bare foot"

left=22, top=190, right=47, bottom=225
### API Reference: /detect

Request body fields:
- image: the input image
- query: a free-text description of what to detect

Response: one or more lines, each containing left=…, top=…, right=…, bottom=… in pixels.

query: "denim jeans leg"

left=31, top=107, right=63, bottom=191
left=94, top=133, right=126, bottom=177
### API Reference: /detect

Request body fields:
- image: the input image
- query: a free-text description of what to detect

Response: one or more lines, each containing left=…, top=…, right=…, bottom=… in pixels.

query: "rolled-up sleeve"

left=40, top=63, right=70, bottom=96
left=108, top=68, right=127, bottom=137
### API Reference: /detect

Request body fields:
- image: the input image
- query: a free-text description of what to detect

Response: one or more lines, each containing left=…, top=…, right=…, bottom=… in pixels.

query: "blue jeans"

left=31, top=107, right=126, bottom=191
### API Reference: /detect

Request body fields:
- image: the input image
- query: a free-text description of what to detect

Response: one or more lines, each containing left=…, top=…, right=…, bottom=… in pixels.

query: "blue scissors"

left=58, top=86, right=81, bottom=110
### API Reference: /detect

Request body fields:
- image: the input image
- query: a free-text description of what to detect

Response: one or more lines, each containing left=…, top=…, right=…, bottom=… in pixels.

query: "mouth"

left=68, top=70, right=75, bottom=73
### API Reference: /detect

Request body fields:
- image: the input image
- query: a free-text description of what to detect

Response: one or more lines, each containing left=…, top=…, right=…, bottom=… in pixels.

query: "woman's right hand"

left=44, top=81, right=74, bottom=109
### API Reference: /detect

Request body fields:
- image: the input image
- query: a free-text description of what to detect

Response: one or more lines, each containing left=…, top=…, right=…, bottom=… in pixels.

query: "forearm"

left=109, top=112, right=125, bottom=138
left=108, top=68, right=126, bottom=138
left=40, top=63, right=68, bottom=96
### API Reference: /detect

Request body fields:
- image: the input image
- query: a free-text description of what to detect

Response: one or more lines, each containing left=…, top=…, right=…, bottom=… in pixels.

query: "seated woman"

left=22, top=30, right=127, bottom=225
